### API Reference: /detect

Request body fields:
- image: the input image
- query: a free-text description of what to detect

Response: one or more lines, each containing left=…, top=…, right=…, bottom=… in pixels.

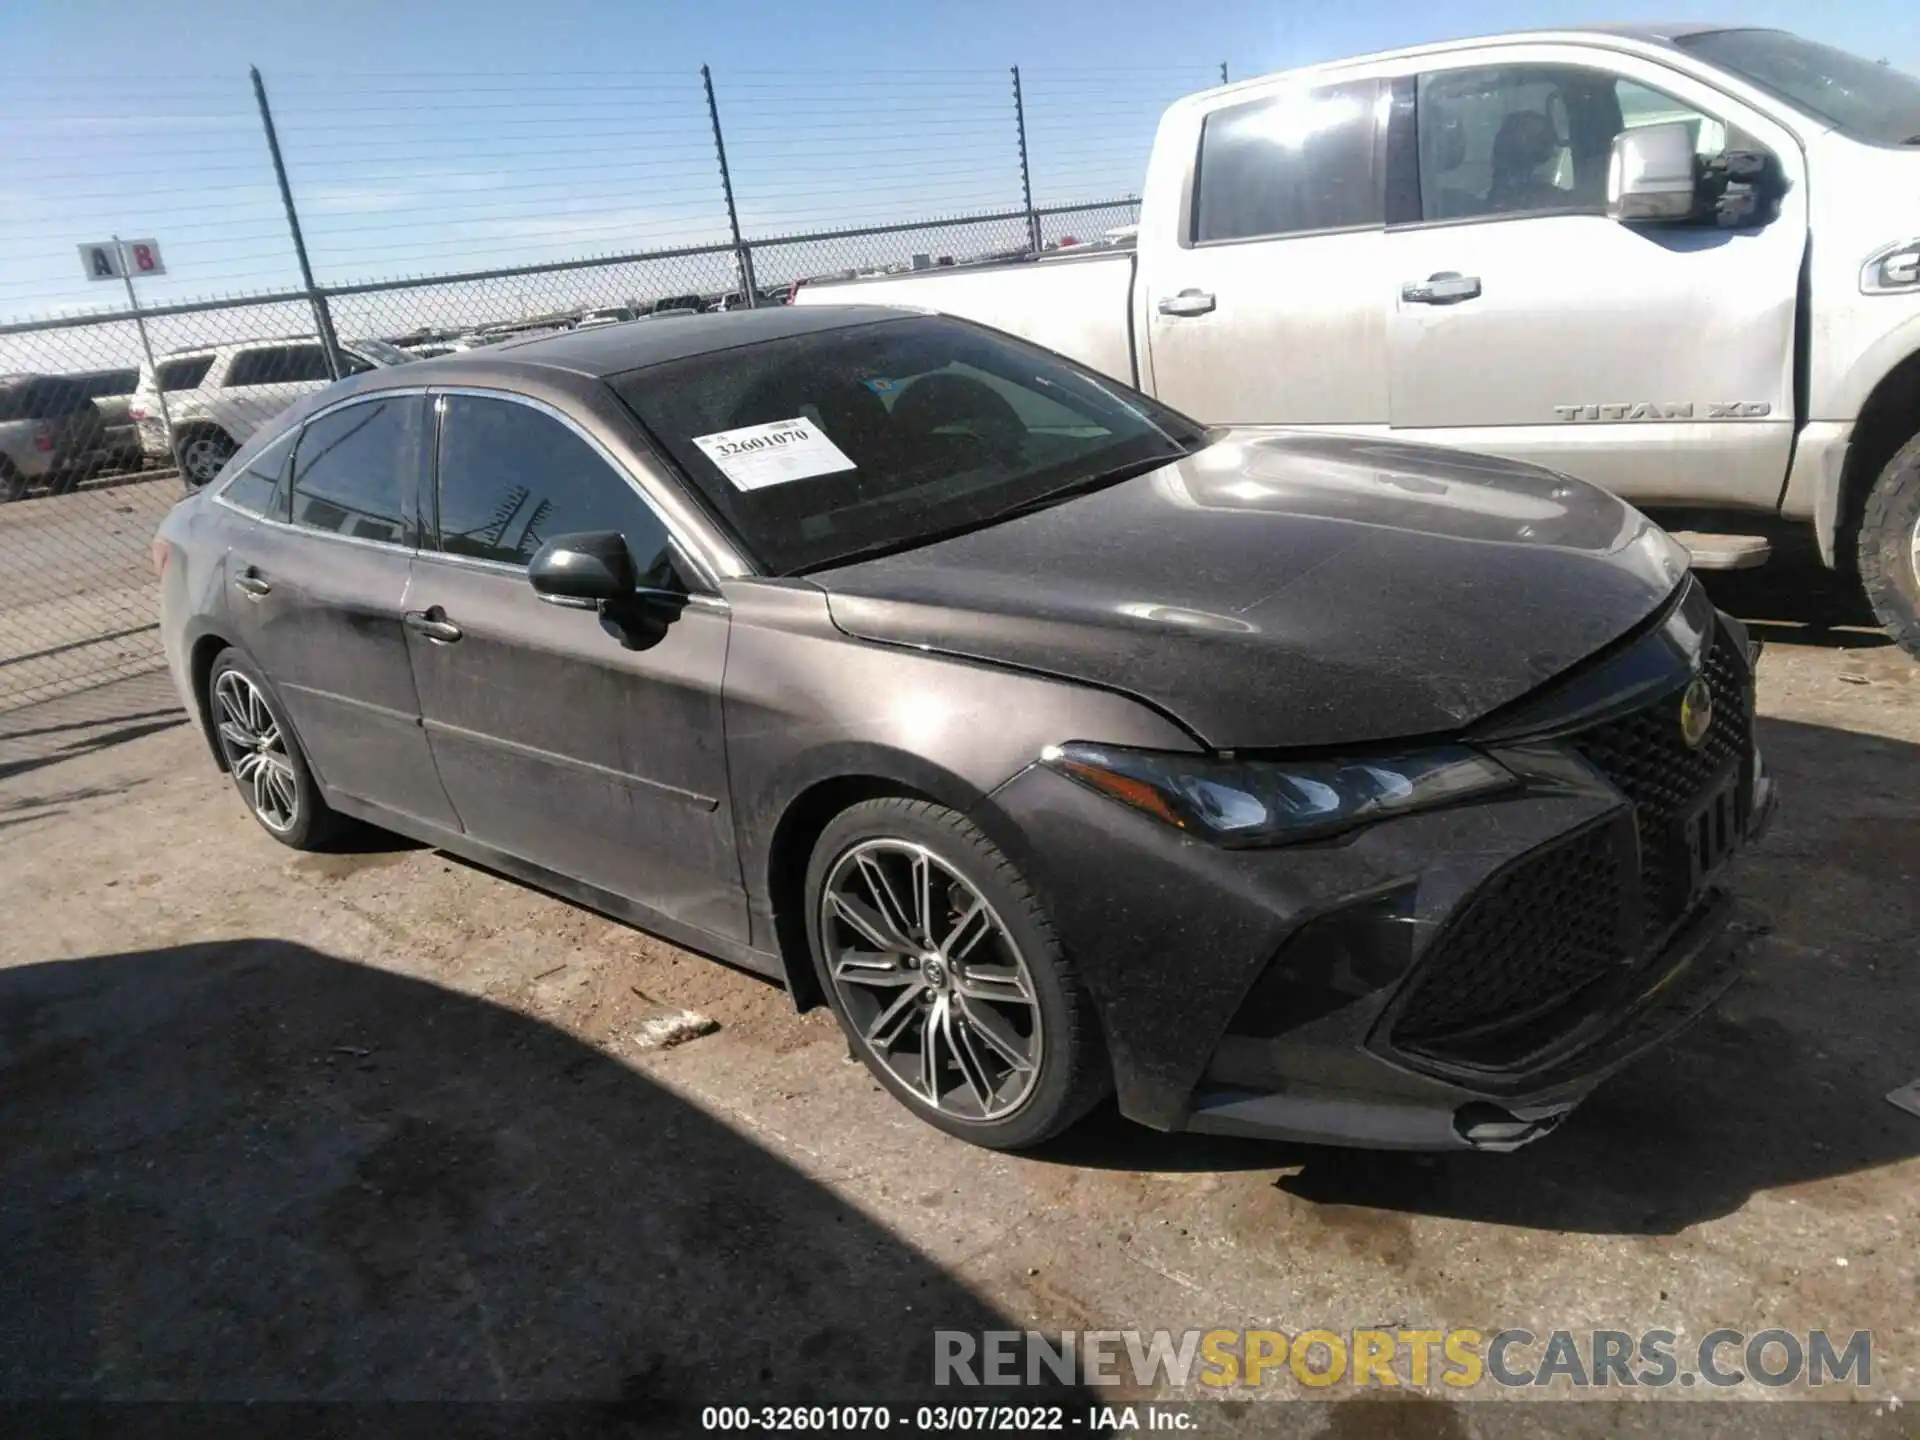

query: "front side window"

left=1416, top=65, right=1722, bottom=222
left=220, top=430, right=297, bottom=517
left=1676, top=29, right=1920, bottom=147
left=433, top=395, right=673, bottom=578
left=156, top=356, right=214, bottom=392
left=613, top=314, right=1207, bottom=575
left=287, top=395, right=421, bottom=545
left=225, top=345, right=333, bottom=387
left=1193, top=81, right=1381, bottom=243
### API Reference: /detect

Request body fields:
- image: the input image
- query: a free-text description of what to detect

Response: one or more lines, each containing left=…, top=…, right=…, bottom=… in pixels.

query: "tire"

left=178, top=429, right=236, bottom=489
left=804, top=796, right=1110, bottom=1150
left=1858, top=433, right=1920, bottom=659
left=206, top=648, right=345, bottom=850
left=0, top=460, right=26, bottom=503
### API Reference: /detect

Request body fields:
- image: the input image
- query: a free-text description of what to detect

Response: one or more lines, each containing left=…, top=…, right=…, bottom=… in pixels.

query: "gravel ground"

left=0, top=560, right=1915, bottom=1434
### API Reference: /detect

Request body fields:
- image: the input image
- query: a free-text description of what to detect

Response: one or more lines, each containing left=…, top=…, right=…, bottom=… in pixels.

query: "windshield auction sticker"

left=691, top=416, right=855, bottom=491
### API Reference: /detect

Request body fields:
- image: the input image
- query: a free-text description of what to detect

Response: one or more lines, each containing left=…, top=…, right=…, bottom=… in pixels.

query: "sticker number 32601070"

left=690, top=416, right=856, bottom=491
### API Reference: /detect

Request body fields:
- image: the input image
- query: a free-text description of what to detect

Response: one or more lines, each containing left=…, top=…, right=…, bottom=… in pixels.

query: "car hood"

left=813, top=432, right=1689, bottom=749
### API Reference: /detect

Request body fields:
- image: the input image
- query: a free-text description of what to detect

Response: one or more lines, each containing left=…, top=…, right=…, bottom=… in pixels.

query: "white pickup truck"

left=796, top=24, right=1920, bottom=655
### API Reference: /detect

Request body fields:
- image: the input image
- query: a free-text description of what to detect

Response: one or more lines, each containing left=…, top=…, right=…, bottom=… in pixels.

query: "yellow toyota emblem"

left=1679, top=677, right=1713, bottom=749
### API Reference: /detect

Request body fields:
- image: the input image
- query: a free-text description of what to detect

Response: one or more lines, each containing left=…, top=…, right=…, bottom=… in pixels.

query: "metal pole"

left=1012, top=66, right=1040, bottom=255
left=1221, top=61, right=1229, bottom=85
left=116, top=236, right=186, bottom=488
left=702, top=65, right=758, bottom=308
left=250, top=65, right=345, bottom=375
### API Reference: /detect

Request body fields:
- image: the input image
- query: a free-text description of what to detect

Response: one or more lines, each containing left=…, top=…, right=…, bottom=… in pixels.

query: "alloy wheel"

left=212, top=670, right=300, bottom=832
left=819, top=839, right=1044, bottom=1121
left=181, top=437, right=229, bottom=486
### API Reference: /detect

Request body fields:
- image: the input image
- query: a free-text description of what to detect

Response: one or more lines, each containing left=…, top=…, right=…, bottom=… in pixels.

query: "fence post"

left=701, top=65, right=758, bottom=308
left=1011, top=66, right=1041, bottom=255
left=250, top=65, right=345, bottom=376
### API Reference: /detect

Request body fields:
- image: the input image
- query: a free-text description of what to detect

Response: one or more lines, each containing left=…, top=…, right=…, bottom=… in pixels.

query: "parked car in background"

left=71, top=367, right=145, bottom=474
left=799, top=25, right=1920, bottom=656
left=132, top=336, right=415, bottom=487
left=0, top=373, right=110, bottom=501
left=157, top=307, right=1772, bottom=1153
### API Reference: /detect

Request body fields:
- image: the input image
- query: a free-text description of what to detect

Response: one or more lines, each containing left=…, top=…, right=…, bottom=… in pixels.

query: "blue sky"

left=1, top=0, right=1915, bottom=327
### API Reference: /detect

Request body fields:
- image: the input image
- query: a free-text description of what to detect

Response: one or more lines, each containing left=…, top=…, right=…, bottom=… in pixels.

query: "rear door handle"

left=403, top=609, right=463, bottom=644
left=1401, top=272, right=1482, bottom=305
left=1157, top=289, right=1217, bottom=317
left=232, top=569, right=271, bottom=598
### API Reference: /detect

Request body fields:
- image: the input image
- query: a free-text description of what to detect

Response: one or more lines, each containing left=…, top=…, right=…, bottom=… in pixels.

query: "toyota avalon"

left=153, top=306, right=1774, bottom=1152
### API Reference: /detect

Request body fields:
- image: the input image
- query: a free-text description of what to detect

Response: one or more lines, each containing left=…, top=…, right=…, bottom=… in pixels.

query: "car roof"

left=472, top=304, right=910, bottom=379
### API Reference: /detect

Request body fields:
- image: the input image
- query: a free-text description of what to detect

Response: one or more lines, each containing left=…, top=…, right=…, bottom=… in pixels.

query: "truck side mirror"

left=1607, top=122, right=1700, bottom=224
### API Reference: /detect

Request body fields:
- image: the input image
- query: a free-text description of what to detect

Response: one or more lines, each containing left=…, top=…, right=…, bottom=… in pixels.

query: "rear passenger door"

left=1140, top=78, right=1390, bottom=430
left=219, top=394, right=460, bottom=828
left=404, top=390, right=745, bottom=941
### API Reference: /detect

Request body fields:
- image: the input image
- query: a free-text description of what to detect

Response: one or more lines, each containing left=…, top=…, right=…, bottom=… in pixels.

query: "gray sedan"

left=154, top=306, right=1773, bottom=1152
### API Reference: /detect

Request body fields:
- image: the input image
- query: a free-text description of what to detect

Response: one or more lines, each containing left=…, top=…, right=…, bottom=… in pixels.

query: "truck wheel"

left=0, top=460, right=24, bottom=503
left=178, top=429, right=236, bottom=488
left=1859, top=433, right=1920, bottom=659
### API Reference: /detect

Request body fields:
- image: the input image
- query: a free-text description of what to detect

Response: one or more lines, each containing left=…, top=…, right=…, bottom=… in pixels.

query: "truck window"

left=1415, top=65, right=1721, bottom=223
left=1192, top=80, right=1381, bottom=244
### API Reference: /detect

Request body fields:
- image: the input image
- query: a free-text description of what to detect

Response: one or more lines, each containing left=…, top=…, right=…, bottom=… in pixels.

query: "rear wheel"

left=0, top=460, right=25, bottom=503
left=1858, top=433, right=1920, bottom=659
left=178, top=429, right=236, bottom=488
left=207, top=649, right=343, bottom=850
left=805, top=797, right=1109, bottom=1150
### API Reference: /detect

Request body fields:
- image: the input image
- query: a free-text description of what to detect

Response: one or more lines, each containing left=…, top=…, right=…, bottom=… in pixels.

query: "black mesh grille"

left=1393, top=823, right=1627, bottom=1057
left=1568, top=630, right=1750, bottom=932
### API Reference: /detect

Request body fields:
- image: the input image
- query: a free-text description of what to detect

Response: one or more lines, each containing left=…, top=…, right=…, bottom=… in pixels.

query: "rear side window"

left=1193, top=80, right=1381, bottom=243
left=225, top=345, right=332, bottom=387
left=220, top=430, right=297, bottom=517
left=80, top=369, right=138, bottom=399
left=156, top=356, right=214, bottom=391
left=288, top=395, right=422, bottom=545
left=433, top=394, right=673, bottom=576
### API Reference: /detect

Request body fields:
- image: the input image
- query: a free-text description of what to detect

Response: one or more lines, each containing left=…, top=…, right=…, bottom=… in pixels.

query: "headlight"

left=1040, top=742, right=1516, bottom=846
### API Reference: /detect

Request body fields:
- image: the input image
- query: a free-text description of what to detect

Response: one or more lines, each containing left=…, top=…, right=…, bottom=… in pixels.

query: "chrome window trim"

left=208, top=388, right=429, bottom=557
left=408, top=545, right=731, bottom=614
left=428, top=384, right=747, bottom=588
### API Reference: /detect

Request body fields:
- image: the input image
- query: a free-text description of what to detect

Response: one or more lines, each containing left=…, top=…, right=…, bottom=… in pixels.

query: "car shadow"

left=1694, top=551, right=1893, bottom=650
left=0, top=940, right=1083, bottom=1412
left=1042, top=713, right=1920, bottom=1235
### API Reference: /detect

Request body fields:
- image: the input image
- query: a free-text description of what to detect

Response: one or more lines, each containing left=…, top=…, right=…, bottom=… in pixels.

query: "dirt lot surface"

left=1, top=560, right=1916, bottom=1434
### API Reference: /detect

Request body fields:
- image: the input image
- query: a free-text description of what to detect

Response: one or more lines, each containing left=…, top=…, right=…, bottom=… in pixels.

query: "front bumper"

left=982, top=594, right=1771, bottom=1151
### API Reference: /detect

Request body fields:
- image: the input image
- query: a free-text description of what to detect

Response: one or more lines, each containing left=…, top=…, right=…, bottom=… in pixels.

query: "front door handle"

left=403, top=609, right=463, bottom=644
left=1401, top=272, right=1482, bottom=305
left=1157, top=288, right=1217, bottom=317
left=232, top=568, right=271, bottom=598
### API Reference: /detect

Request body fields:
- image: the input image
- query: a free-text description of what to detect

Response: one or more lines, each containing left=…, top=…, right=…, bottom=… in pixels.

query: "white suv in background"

left=133, top=336, right=415, bottom=486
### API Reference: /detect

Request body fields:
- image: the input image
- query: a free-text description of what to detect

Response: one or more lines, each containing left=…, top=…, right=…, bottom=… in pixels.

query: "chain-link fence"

left=0, top=60, right=1213, bottom=718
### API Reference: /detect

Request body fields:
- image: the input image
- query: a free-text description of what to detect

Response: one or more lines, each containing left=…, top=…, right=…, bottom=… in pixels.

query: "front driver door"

left=404, top=390, right=746, bottom=942
left=1381, top=53, right=1807, bottom=508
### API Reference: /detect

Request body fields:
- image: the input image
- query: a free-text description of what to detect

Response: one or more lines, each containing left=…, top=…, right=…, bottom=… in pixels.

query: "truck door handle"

left=232, top=569, right=271, bottom=598
left=403, top=609, right=463, bottom=644
left=1401, top=272, right=1482, bottom=305
left=1157, top=289, right=1217, bottom=317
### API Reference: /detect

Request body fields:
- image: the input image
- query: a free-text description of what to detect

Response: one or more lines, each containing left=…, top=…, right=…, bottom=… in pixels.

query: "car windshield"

left=349, top=339, right=417, bottom=367
left=612, top=315, right=1207, bottom=574
left=1677, top=29, right=1920, bottom=146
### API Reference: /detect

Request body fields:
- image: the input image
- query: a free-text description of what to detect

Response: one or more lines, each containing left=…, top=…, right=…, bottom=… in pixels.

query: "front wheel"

left=1858, top=433, right=1920, bottom=659
left=805, top=797, right=1110, bottom=1150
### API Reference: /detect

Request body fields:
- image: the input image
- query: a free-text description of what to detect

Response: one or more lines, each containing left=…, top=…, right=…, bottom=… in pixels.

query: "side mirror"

left=528, top=530, right=637, bottom=609
left=1607, top=122, right=1700, bottom=224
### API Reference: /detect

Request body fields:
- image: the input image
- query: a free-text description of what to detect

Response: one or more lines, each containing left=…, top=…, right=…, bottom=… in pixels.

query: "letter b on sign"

left=131, top=244, right=158, bottom=273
